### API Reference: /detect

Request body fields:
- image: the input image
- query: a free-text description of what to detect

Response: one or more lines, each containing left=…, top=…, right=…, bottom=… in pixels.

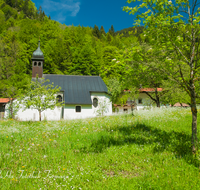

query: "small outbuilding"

left=173, top=102, right=190, bottom=107
left=0, top=98, right=10, bottom=119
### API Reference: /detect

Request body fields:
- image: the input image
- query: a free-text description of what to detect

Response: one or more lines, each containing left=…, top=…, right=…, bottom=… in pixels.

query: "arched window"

left=38, top=62, right=41, bottom=66
left=56, top=95, right=62, bottom=103
left=93, top=98, right=98, bottom=108
left=34, top=62, right=37, bottom=66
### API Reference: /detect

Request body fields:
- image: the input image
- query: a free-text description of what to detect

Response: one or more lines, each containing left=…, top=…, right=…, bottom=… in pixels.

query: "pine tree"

left=108, top=25, right=115, bottom=36
left=92, top=25, right=101, bottom=39
left=106, top=32, right=112, bottom=42
left=39, top=6, right=43, bottom=21
left=100, top=26, right=106, bottom=36
left=42, top=11, right=45, bottom=20
left=23, top=0, right=30, bottom=18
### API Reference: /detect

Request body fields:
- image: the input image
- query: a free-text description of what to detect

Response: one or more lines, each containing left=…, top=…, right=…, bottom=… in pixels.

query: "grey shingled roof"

left=43, top=74, right=108, bottom=105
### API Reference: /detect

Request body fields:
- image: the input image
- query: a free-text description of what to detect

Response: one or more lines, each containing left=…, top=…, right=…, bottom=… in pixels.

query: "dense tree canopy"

left=123, top=0, right=200, bottom=152
left=0, top=0, right=197, bottom=131
left=0, top=0, right=143, bottom=83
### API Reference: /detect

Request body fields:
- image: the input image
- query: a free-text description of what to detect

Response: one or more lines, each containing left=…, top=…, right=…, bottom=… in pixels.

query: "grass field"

left=0, top=107, right=200, bottom=189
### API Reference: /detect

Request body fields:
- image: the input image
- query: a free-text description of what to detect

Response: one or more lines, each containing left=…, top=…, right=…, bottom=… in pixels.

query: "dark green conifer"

left=92, top=25, right=101, bottom=39
left=108, top=25, right=115, bottom=36
left=23, top=0, right=29, bottom=17
left=100, top=26, right=106, bottom=36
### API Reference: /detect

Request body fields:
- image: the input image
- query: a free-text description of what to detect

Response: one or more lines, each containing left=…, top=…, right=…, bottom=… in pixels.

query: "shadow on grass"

left=80, top=123, right=200, bottom=168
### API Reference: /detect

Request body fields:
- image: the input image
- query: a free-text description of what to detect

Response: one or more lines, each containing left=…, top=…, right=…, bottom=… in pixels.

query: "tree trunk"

left=156, top=100, right=160, bottom=108
left=155, top=95, right=160, bottom=108
left=39, top=110, right=41, bottom=121
left=155, top=89, right=160, bottom=108
left=191, top=88, right=198, bottom=153
left=9, top=98, right=13, bottom=119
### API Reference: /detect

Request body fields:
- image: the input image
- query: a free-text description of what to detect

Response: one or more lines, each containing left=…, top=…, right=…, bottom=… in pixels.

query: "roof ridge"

left=43, top=74, right=100, bottom=77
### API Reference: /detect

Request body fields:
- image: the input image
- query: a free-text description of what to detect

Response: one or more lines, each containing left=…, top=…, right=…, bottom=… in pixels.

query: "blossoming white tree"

left=95, top=98, right=111, bottom=116
left=20, top=76, right=62, bottom=121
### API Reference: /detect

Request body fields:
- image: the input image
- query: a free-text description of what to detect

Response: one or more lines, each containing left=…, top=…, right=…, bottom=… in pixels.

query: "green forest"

left=0, top=0, right=197, bottom=107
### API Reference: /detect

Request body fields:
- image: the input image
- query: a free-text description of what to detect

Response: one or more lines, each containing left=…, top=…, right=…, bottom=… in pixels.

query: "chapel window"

left=76, top=106, right=81, bottom=112
left=93, top=98, right=98, bottom=108
left=34, top=62, right=37, bottom=66
left=56, top=95, right=62, bottom=103
left=38, top=62, right=41, bottom=66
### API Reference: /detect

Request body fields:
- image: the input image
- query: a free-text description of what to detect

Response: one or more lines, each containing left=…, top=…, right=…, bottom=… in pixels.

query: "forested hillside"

left=0, top=0, right=192, bottom=106
left=0, top=0, right=141, bottom=76
left=115, top=26, right=144, bottom=37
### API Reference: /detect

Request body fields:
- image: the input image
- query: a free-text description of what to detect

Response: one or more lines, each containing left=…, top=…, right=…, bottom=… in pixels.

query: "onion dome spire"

left=32, top=39, right=44, bottom=60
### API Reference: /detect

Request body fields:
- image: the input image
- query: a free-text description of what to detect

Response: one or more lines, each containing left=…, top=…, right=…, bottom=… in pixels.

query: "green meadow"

left=0, top=108, right=200, bottom=189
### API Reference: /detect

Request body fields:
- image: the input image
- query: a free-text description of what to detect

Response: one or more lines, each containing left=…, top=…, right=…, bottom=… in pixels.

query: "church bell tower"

left=32, top=40, right=44, bottom=78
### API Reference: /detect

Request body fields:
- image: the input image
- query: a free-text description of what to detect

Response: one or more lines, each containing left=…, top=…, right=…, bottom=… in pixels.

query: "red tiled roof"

left=173, top=102, right=190, bottom=107
left=0, top=98, right=10, bottom=103
left=124, top=88, right=163, bottom=92
left=139, top=88, right=163, bottom=92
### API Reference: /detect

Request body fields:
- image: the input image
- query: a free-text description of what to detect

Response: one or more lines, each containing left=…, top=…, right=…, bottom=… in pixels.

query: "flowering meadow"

left=0, top=108, right=200, bottom=189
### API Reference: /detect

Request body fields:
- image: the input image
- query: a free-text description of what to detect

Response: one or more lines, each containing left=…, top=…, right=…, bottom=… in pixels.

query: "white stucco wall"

left=91, top=92, right=112, bottom=116
left=136, top=93, right=152, bottom=110
left=5, top=101, right=62, bottom=121
left=64, top=92, right=112, bottom=120
left=136, top=93, right=169, bottom=110
left=64, top=104, right=93, bottom=120
left=114, top=93, right=169, bottom=113
left=15, top=107, right=62, bottom=121
left=5, top=92, right=112, bottom=121
left=114, top=106, right=132, bottom=113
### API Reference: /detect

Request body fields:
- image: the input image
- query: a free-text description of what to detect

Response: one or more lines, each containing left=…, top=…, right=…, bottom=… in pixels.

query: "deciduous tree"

left=20, top=77, right=62, bottom=121
left=124, top=0, right=200, bottom=152
left=0, top=39, right=29, bottom=119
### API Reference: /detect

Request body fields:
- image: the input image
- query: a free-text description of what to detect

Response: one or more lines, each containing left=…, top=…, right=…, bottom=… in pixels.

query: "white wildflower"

left=44, top=155, right=47, bottom=158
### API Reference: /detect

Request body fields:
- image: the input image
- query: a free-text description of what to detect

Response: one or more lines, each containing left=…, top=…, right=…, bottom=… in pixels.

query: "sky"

left=32, top=0, right=136, bottom=33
